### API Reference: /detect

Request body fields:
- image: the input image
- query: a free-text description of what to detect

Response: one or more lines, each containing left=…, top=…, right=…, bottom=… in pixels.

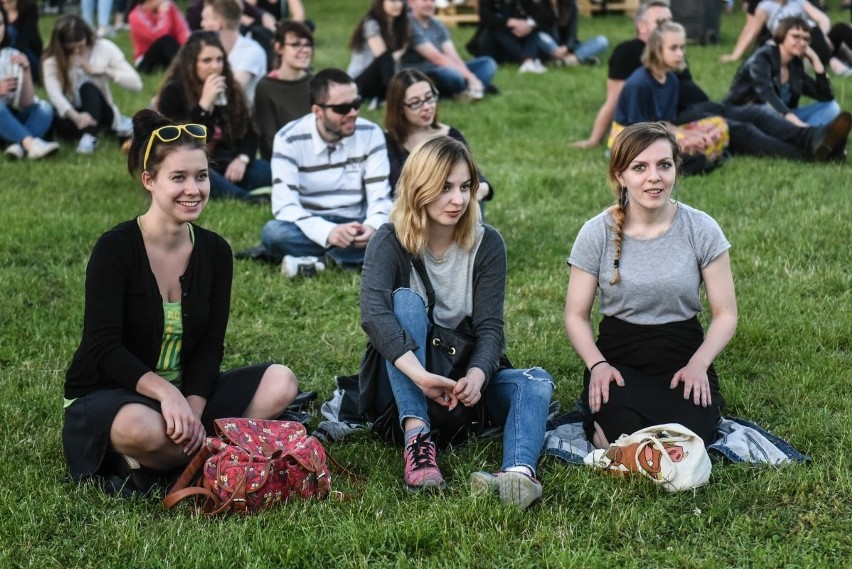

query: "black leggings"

left=137, top=35, right=180, bottom=74
left=353, top=51, right=396, bottom=101
left=54, top=82, right=114, bottom=138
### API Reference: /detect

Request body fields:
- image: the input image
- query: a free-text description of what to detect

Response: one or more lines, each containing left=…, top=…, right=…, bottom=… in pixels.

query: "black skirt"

left=581, top=317, right=724, bottom=446
left=62, top=363, right=272, bottom=481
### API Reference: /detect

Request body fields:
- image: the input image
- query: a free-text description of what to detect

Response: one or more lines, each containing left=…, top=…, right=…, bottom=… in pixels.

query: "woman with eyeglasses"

left=359, top=136, right=553, bottom=508
left=384, top=69, right=492, bottom=204
left=347, top=0, right=409, bottom=106
left=43, top=14, right=141, bottom=154
left=62, top=109, right=299, bottom=497
left=155, top=31, right=270, bottom=201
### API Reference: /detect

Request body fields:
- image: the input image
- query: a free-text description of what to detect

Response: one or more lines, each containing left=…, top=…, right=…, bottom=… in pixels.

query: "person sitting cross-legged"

left=250, top=69, right=393, bottom=273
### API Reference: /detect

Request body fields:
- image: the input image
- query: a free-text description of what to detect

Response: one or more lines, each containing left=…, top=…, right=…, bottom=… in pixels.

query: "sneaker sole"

left=469, top=471, right=498, bottom=495
left=496, top=472, right=542, bottom=510
left=406, top=479, right=446, bottom=493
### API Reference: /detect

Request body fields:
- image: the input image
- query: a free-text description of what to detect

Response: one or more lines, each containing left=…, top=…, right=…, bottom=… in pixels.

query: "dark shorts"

left=62, top=362, right=272, bottom=481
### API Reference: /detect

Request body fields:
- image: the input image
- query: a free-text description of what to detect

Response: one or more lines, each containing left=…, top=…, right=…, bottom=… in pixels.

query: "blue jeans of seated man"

left=0, top=100, right=54, bottom=144
left=792, top=100, right=841, bottom=126
left=535, top=31, right=608, bottom=62
left=261, top=214, right=368, bottom=267
left=416, top=57, right=497, bottom=96
left=381, top=288, right=555, bottom=471
left=209, top=159, right=271, bottom=200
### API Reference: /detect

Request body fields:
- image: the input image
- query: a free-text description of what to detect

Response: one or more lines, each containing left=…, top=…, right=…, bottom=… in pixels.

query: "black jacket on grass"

left=724, top=42, right=834, bottom=116
left=65, top=220, right=233, bottom=400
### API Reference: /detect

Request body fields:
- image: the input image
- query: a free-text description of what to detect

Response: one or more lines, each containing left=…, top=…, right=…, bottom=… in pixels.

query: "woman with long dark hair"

left=43, top=14, right=141, bottom=153
left=347, top=0, right=409, bottom=104
left=62, top=108, right=299, bottom=496
left=156, top=31, right=270, bottom=201
left=384, top=69, right=492, bottom=204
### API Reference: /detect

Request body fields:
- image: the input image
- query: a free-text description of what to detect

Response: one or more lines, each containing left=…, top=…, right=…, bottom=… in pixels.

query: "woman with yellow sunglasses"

left=61, top=109, right=300, bottom=496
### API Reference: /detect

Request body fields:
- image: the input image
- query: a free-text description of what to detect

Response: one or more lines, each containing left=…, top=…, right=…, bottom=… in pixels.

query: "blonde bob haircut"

left=390, top=136, right=481, bottom=256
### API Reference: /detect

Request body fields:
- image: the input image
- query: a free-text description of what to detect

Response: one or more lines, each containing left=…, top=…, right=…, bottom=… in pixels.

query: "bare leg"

left=242, top=364, right=299, bottom=419
left=110, top=403, right=188, bottom=470
left=592, top=421, right=609, bottom=449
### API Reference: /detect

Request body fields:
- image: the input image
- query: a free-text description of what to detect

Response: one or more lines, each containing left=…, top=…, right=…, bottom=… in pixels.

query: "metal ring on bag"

left=447, top=346, right=456, bottom=355
left=432, top=338, right=441, bottom=347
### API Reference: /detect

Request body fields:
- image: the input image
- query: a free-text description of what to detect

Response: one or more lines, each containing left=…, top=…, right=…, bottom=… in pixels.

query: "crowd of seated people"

left=2, top=0, right=850, bottom=176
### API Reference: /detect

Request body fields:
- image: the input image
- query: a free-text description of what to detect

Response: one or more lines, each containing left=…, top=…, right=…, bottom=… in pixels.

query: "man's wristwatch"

left=237, top=154, right=250, bottom=165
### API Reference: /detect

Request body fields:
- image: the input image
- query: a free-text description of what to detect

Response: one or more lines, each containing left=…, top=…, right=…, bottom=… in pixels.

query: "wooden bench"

left=436, top=0, right=480, bottom=28
left=577, top=0, right=640, bottom=18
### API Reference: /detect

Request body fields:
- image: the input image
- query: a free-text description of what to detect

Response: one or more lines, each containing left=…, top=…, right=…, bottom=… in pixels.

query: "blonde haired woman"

left=359, top=136, right=553, bottom=509
left=565, top=122, right=737, bottom=450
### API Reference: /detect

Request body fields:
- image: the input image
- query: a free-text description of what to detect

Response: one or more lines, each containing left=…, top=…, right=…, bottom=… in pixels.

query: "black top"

left=9, top=3, right=42, bottom=58
left=65, top=220, right=233, bottom=400
left=158, top=80, right=259, bottom=169
left=724, top=42, right=834, bottom=115
left=608, top=38, right=646, bottom=81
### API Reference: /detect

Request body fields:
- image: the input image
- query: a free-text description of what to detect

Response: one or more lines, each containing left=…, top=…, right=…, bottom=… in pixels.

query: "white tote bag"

left=584, top=423, right=712, bottom=492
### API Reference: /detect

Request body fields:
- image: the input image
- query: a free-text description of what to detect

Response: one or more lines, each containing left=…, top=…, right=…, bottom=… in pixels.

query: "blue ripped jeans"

left=379, top=288, right=555, bottom=472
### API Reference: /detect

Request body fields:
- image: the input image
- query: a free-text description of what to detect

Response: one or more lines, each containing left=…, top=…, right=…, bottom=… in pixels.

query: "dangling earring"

left=669, top=183, right=680, bottom=204
left=619, top=186, right=628, bottom=207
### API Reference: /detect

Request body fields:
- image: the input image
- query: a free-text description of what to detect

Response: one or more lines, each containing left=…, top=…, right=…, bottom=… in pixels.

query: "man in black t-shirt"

left=571, top=1, right=671, bottom=148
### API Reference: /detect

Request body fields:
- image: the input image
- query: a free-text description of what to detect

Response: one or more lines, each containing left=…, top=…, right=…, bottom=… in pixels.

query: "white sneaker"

left=26, top=138, right=60, bottom=159
left=281, top=255, right=325, bottom=278
left=519, top=59, right=547, bottom=74
left=5, top=143, right=24, bottom=159
left=76, top=133, right=98, bottom=154
left=115, top=115, right=133, bottom=138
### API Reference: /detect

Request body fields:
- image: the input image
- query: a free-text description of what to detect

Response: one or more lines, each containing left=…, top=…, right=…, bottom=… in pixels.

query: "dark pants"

left=137, top=35, right=180, bottom=74
left=468, top=27, right=538, bottom=63
left=678, top=101, right=814, bottom=161
left=53, top=82, right=114, bottom=138
left=354, top=51, right=397, bottom=101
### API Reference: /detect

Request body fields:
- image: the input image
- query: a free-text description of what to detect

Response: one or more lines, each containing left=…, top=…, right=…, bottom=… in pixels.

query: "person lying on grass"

left=564, top=121, right=738, bottom=449
left=359, top=135, right=554, bottom=510
left=62, top=109, right=299, bottom=496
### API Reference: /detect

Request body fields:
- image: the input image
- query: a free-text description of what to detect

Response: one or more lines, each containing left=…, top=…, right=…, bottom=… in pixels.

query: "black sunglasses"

left=317, top=97, right=362, bottom=115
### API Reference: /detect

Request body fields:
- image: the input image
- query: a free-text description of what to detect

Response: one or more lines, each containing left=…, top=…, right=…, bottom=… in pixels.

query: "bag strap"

left=162, top=446, right=219, bottom=511
left=409, top=255, right=436, bottom=322
left=324, top=449, right=365, bottom=502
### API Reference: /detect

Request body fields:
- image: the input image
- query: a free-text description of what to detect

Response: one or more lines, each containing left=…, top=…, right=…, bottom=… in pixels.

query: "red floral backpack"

left=164, top=418, right=332, bottom=515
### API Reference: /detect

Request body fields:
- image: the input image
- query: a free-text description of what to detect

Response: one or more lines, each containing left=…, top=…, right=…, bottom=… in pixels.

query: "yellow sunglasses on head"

left=143, top=123, right=208, bottom=172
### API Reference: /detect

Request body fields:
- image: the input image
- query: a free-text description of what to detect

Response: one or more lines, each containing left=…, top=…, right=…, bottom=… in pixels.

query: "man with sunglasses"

left=256, top=68, right=392, bottom=272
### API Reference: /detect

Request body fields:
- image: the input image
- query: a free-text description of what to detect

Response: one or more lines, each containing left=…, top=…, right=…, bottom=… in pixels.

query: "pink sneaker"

left=403, top=432, right=445, bottom=492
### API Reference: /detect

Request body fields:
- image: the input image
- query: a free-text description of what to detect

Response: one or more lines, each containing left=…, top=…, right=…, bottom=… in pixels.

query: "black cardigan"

left=724, top=42, right=834, bottom=115
left=65, top=220, right=233, bottom=400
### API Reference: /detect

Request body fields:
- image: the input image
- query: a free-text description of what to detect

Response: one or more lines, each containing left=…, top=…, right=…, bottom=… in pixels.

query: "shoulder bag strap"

left=409, top=255, right=436, bottom=322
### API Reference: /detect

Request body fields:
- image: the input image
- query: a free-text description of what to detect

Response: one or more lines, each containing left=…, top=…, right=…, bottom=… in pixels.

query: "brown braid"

left=609, top=197, right=626, bottom=285
left=606, top=122, right=682, bottom=285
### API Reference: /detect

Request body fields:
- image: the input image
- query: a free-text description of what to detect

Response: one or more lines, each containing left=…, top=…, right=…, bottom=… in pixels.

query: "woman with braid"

left=563, top=122, right=737, bottom=448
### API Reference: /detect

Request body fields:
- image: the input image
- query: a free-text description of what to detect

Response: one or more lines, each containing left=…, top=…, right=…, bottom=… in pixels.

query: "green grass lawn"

left=1, top=2, right=850, bottom=567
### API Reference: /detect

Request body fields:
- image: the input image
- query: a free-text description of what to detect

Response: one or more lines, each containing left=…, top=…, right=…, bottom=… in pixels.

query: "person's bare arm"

left=720, top=10, right=767, bottom=62
left=571, top=79, right=624, bottom=148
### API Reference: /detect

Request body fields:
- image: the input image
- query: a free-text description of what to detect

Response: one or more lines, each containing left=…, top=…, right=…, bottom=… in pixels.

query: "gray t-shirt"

left=347, top=18, right=382, bottom=79
left=568, top=203, right=731, bottom=325
left=401, top=14, right=450, bottom=68
left=757, top=0, right=812, bottom=33
left=410, top=224, right=485, bottom=329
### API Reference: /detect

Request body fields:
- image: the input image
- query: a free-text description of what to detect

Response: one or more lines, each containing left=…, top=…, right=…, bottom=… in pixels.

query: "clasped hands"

left=159, top=391, right=207, bottom=456
left=413, top=368, right=485, bottom=410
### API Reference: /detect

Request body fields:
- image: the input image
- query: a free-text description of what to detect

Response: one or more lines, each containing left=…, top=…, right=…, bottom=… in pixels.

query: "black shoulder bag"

left=371, top=256, right=486, bottom=448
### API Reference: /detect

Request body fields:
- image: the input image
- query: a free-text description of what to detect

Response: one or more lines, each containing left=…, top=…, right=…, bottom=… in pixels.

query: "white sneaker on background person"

left=26, top=138, right=60, bottom=159
left=76, top=133, right=98, bottom=155
left=5, top=143, right=25, bottom=159
left=115, top=116, right=134, bottom=138
left=281, top=255, right=325, bottom=278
